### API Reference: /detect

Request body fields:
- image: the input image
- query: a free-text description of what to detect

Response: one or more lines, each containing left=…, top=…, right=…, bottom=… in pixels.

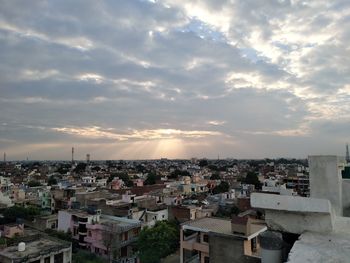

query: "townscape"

left=1, top=151, right=350, bottom=262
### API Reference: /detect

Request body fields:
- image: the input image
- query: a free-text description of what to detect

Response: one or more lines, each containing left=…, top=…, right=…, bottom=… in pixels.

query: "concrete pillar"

left=309, top=155, right=343, bottom=216
left=259, top=231, right=283, bottom=263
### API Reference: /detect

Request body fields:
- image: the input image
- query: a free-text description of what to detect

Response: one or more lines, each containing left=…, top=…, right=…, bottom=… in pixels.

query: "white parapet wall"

left=309, top=155, right=343, bottom=216
left=251, top=193, right=334, bottom=234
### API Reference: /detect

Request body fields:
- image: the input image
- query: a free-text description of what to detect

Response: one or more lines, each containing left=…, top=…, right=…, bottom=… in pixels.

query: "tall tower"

left=72, top=147, right=74, bottom=164
left=346, top=144, right=350, bottom=163
left=86, top=153, right=90, bottom=164
left=3, top=152, right=6, bottom=162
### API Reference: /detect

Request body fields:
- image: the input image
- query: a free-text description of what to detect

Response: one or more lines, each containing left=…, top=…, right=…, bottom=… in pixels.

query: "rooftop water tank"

left=18, top=242, right=25, bottom=252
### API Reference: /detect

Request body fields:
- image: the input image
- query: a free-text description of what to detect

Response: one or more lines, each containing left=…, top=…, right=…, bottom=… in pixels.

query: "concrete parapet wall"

left=309, top=155, right=343, bottom=216
left=251, top=193, right=331, bottom=214
left=265, top=210, right=333, bottom=234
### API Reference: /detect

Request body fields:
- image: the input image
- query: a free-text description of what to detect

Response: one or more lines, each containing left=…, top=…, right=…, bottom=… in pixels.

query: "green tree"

left=73, top=250, right=107, bottom=263
left=212, top=181, right=230, bottom=194
left=144, top=172, right=159, bottom=185
left=244, top=172, right=261, bottom=189
left=168, top=169, right=191, bottom=179
left=108, top=172, right=133, bottom=187
left=138, top=221, right=179, bottom=263
left=27, top=180, right=42, bottom=187
left=2, top=205, right=40, bottom=222
left=199, top=159, right=208, bottom=167
left=210, top=172, right=220, bottom=180
left=48, top=176, right=57, bottom=186
left=74, top=163, right=87, bottom=173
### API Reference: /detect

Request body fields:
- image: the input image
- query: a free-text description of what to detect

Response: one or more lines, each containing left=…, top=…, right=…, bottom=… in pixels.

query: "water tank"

left=259, top=231, right=283, bottom=263
left=18, top=242, right=25, bottom=252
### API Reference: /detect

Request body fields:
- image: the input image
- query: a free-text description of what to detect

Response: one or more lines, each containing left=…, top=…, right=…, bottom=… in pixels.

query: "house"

left=58, top=209, right=141, bottom=260
left=0, top=235, right=72, bottom=263
left=180, top=217, right=266, bottom=263
left=0, top=223, right=24, bottom=238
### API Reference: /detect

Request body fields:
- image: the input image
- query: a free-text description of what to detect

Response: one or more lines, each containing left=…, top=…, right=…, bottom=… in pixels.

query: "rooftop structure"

left=0, top=236, right=71, bottom=263
left=251, top=155, right=350, bottom=263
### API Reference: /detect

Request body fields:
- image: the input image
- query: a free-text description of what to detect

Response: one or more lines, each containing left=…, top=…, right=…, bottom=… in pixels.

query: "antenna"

left=72, top=147, right=74, bottom=163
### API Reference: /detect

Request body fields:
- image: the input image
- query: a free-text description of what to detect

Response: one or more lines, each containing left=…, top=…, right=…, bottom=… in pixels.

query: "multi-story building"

left=58, top=209, right=141, bottom=261
left=180, top=217, right=266, bottom=263
left=283, top=174, right=309, bottom=197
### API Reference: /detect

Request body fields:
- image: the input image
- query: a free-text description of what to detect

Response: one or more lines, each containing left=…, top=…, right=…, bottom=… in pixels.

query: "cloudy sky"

left=0, top=0, right=350, bottom=160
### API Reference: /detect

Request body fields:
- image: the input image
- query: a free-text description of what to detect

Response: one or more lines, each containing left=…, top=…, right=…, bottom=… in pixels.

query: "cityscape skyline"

left=1, top=0, right=350, bottom=160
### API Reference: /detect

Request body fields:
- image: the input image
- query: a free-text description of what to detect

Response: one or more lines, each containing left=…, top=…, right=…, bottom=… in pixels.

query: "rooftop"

left=287, top=231, right=350, bottom=263
left=0, top=236, right=70, bottom=261
left=182, top=217, right=232, bottom=235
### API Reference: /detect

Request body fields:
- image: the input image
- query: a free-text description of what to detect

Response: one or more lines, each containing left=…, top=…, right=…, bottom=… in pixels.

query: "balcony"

left=120, top=236, right=138, bottom=247
left=184, top=254, right=199, bottom=263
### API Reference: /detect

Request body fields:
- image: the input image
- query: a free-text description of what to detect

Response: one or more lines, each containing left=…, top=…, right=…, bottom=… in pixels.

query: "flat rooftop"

left=288, top=231, right=350, bottom=263
left=182, top=217, right=232, bottom=235
left=0, top=236, right=70, bottom=261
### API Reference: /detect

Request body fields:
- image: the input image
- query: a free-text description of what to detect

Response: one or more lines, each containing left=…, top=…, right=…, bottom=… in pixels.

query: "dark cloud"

left=0, top=0, right=348, bottom=159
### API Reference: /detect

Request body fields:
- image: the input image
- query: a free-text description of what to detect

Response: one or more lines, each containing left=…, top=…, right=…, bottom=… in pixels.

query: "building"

left=251, top=155, right=350, bottom=262
left=58, top=209, right=141, bottom=260
left=0, top=235, right=72, bottom=263
left=180, top=217, right=266, bottom=263
left=0, top=223, right=24, bottom=238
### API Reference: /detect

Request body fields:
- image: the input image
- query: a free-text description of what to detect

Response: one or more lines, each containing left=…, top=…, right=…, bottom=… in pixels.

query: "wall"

left=209, top=233, right=260, bottom=263
left=57, top=211, right=72, bottom=232
left=309, top=155, right=343, bottom=215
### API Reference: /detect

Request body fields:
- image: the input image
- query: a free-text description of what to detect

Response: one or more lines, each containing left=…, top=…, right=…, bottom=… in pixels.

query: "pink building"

left=0, top=223, right=24, bottom=238
left=110, top=177, right=125, bottom=190
left=58, top=210, right=141, bottom=261
left=133, top=179, right=144, bottom=187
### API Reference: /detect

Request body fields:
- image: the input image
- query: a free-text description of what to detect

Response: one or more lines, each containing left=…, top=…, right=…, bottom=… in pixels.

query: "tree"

left=73, top=250, right=107, bottom=263
left=212, top=181, right=229, bottom=194
left=74, top=163, right=87, bottom=173
left=199, top=159, right=208, bottom=167
left=108, top=172, right=133, bottom=187
left=210, top=172, right=220, bottom=180
left=138, top=221, right=179, bottom=263
left=101, top=222, right=121, bottom=262
left=244, top=172, right=261, bottom=189
left=168, top=169, right=191, bottom=179
left=48, top=176, right=57, bottom=186
left=2, top=205, right=40, bottom=222
left=27, top=180, right=42, bottom=187
left=144, top=172, right=159, bottom=185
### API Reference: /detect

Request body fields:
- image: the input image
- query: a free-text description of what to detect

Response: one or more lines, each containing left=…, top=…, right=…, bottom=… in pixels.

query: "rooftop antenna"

left=72, top=147, right=74, bottom=164
left=346, top=144, right=350, bottom=163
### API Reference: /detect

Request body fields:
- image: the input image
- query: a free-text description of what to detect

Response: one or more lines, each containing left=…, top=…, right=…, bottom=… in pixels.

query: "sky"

left=0, top=0, right=350, bottom=160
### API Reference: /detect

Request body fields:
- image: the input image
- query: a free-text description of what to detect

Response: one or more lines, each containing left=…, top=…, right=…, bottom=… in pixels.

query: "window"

left=204, top=256, right=210, bottom=263
left=44, top=257, right=50, bottom=263
left=88, top=231, right=91, bottom=237
left=54, top=252, right=63, bottom=263
left=203, top=234, right=209, bottom=243
left=251, top=237, right=257, bottom=253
